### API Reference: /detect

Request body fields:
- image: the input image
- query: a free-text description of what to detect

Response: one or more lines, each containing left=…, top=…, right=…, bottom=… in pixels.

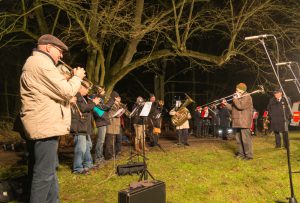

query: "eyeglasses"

left=51, top=44, right=63, bottom=55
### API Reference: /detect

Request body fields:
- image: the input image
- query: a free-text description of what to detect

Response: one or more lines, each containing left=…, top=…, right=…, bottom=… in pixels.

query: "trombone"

left=58, top=59, right=94, bottom=89
left=201, top=85, right=265, bottom=108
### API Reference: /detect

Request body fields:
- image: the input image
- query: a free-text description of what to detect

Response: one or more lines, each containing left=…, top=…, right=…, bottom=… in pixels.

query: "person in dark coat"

left=223, top=83, right=253, bottom=160
left=70, top=81, right=100, bottom=174
left=147, top=94, right=163, bottom=147
left=209, top=104, right=220, bottom=137
left=194, top=106, right=202, bottom=138
left=219, top=103, right=231, bottom=140
left=267, top=89, right=291, bottom=148
left=104, top=91, right=122, bottom=160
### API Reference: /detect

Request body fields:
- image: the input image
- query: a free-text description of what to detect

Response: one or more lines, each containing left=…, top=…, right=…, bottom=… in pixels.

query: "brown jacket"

left=20, top=50, right=81, bottom=139
left=106, top=105, right=121, bottom=135
left=225, top=93, right=253, bottom=129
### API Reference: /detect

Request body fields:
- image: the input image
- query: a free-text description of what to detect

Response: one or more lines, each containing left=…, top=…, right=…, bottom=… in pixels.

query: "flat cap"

left=38, top=34, right=68, bottom=51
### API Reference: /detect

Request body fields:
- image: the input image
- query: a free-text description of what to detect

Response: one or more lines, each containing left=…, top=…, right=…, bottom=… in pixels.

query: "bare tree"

left=0, top=0, right=300, bottom=95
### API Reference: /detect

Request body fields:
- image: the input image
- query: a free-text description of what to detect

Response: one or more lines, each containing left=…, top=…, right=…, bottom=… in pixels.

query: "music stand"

left=139, top=102, right=155, bottom=181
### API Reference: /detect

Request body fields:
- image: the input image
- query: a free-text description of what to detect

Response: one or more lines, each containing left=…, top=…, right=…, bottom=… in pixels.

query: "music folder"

left=140, top=102, right=152, bottom=117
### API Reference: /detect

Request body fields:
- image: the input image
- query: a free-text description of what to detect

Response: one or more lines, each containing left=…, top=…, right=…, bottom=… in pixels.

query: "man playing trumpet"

left=222, top=83, right=254, bottom=160
left=20, top=34, right=86, bottom=202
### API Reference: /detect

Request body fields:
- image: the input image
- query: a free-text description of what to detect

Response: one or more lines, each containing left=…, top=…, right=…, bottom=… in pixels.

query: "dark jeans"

left=148, top=128, right=159, bottom=147
left=274, top=131, right=288, bottom=148
left=201, top=119, right=210, bottom=136
left=195, top=123, right=202, bottom=137
left=177, top=129, right=189, bottom=144
left=220, top=126, right=228, bottom=139
left=235, top=128, right=253, bottom=158
left=212, top=124, right=218, bottom=137
left=29, top=137, right=59, bottom=203
left=104, top=134, right=118, bottom=160
left=115, top=134, right=122, bottom=155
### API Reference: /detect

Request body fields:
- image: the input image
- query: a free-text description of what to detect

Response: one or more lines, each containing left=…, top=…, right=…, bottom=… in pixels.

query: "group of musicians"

left=19, top=34, right=290, bottom=203
left=69, top=83, right=166, bottom=174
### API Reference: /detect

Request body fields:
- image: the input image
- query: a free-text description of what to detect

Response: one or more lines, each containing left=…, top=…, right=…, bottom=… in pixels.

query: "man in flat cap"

left=222, top=83, right=254, bottom=160
left=267, top=88, right=291, bottom=149
left=20, top=34, right=86, bottom=202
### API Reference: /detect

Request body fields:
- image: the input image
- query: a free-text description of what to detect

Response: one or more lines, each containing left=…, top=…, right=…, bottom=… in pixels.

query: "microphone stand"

left=287, top=63, right=300, bottom=94
left=258, top=38, right=292, bottom=113
left=258, top=38, right=297, bottom=203
left=283, top=101, right=297, bottom=203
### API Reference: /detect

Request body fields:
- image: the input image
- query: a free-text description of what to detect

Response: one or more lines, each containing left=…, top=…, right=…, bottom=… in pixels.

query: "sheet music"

left=140, top=102, right=152, bottom=117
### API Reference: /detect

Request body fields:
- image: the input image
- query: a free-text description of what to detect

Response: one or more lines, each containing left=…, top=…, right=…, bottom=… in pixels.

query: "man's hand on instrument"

left=93, top=97, right=101, bottom=105
left=70, top=96, right=77, bottom=105
left=73, top=67, right=86, bottom=80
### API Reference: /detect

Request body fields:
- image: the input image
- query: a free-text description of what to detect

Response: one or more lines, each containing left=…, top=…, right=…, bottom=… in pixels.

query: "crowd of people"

left=18, top=34, right=291, bottom=203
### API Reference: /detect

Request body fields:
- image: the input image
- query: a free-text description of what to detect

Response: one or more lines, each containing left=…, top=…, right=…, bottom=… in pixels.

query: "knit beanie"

left=236, top=83, right=247, bottom=92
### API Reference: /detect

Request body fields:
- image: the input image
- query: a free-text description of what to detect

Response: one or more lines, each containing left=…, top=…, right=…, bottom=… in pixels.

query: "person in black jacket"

left=194, top=106, right=202, bottom=138
left=148, top=94, right=163, bottom=147
left=70, top=81, right=100, bottom=174
left=132, top=96, right=147, bottom=152
left=218, top=103, right=231, bottom=140
left=267, top=89, right=291, bottom=148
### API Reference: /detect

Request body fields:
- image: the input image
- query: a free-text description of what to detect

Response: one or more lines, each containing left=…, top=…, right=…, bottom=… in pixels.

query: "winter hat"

left=236, top=83, right=247, bottom=92
left=196, top=106, right=202, bottom=110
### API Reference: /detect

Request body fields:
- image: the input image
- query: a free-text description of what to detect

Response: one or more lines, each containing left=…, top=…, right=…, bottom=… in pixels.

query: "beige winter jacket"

left=20, top=50, right=82, bottom=139
left=169, top=108, right=191, bottom=129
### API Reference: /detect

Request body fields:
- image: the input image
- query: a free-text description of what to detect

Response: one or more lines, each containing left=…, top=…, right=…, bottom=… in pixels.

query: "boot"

left=139, top=140, right=149, bottom=152
left=135, top=142, right=141, bottom=153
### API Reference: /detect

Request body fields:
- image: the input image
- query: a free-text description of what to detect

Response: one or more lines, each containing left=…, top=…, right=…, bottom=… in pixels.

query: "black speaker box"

left=118, top=180, right=166, bottom=203
left=116, top=162, right=145, bottom=176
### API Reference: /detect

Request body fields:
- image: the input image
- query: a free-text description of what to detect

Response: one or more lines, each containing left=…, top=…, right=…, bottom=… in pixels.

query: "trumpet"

left=113, top=101, right=131, bottom=117
left=201, top=85, right=265, bottom=108
left=58, top=59, right=93, bottom=89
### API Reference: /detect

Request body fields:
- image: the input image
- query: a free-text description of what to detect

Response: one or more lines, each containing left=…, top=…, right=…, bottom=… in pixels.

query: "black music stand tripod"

left=139, top=102, right=155, bottom=181
left=127, top=104, right=147, bottom=162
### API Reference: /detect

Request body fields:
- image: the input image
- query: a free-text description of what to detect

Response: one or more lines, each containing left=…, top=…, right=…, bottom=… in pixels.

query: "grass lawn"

left=1, top=131, right=300, bottom=203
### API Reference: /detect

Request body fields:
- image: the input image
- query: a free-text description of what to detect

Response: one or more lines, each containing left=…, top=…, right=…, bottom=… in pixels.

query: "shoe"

left=94, top=159, right=105, bottom=165
left=89, top=165, right=99, bottom=171
left=73, top=169, right=90, bottom=175
left=184, top=143, right=190, bottom=146
left=234, top=153, right=245, bottom=159
left=243, top=157, right=253, bottom=160
left=235, top=155, right=245, bottom=159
